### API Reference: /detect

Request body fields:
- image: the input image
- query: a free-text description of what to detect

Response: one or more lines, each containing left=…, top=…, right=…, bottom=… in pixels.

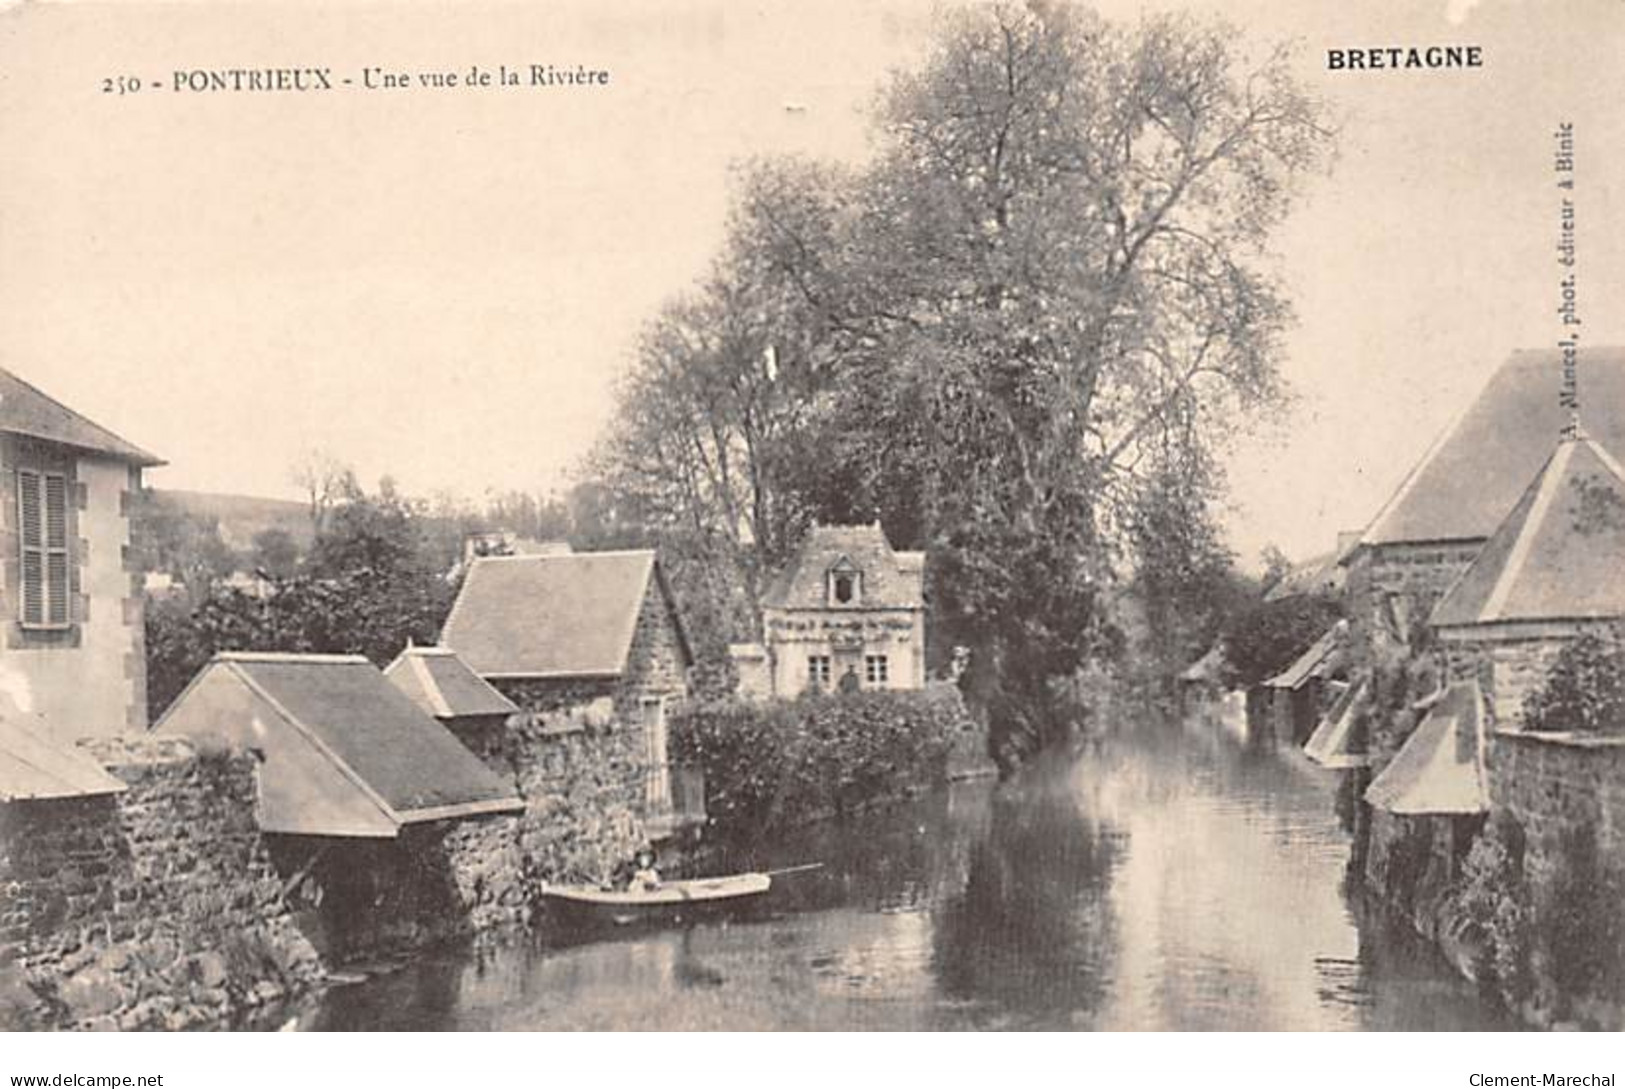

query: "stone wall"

left=618, top=574, right=692, bottom=715
left=1344, top=541, right=1480, bottom=649
left=1488, top=730, right=1625, bottom=907
left=1440, top=624, right=1616, bottom=727
left=0, top=736, right=320, bottom=1030
left=1483, top=731, right=1625, bottom=1026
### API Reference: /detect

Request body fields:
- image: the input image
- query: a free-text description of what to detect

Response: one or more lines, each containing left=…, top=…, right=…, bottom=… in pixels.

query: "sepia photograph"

left=1, top=0, right=1622, bottom=1042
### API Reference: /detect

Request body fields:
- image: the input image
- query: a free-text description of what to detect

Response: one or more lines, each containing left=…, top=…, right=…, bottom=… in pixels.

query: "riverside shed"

left=154, top=652, right=523, bottom=838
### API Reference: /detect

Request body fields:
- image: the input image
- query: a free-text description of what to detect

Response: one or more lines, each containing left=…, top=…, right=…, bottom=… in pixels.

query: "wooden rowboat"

left=541, top=872, right=773, bottom=927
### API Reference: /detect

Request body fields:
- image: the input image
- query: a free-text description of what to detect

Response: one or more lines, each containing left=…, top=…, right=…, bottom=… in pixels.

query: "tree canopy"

left=590, top=2, right=1333, bottom=759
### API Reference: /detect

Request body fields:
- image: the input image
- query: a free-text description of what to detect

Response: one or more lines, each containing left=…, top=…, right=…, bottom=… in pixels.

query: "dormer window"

left=827, top=557, right=862, bottom=605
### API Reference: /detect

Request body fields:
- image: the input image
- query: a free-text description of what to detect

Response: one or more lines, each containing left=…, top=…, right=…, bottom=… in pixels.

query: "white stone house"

left=0, top=368, right=162, bottom=749
left=735, top=523, right=927, bottom=699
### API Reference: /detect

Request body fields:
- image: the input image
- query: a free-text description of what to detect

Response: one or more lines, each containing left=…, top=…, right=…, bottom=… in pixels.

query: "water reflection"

left=287, top=718, right=1512, bottom=1030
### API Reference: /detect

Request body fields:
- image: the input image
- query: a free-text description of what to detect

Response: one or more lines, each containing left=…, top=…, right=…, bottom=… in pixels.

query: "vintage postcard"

left=0, top=0, right=1622, bottom=1038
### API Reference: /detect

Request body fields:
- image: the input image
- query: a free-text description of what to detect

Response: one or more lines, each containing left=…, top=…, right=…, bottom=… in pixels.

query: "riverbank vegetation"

left=672, top=687, right=976, bottom=839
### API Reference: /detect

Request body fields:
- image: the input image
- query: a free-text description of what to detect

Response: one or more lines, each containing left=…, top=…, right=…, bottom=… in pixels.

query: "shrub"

left=1521, top=632, right=1625, bottom=736
left=1454, top=816, right=1531, bottom=1003
left=672, top=686, right=975, bottom=838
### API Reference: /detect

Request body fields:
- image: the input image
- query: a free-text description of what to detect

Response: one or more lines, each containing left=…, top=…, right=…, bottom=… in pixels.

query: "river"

left=282, top=716, right=1514, bottom=1030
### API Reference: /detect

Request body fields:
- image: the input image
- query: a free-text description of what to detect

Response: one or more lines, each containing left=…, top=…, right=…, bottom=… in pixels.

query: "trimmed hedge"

left=671, top=685, right=976, bottom=838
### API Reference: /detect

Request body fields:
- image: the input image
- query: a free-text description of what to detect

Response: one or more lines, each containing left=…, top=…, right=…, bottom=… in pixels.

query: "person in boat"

left=625, top=845, right=662, bottom=892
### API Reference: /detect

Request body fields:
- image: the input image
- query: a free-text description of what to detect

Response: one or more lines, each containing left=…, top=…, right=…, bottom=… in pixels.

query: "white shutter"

left=18, top=472, right=42, bottom=626
left=17, top=470, right=70, bottom=628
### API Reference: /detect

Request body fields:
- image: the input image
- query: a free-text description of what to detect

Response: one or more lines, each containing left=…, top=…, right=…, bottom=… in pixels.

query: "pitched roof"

left=441, top=550, right=688, bottom=679
left=1303, top=680, right=1370, bottom=769
left=1263, top=624, right=1346, bottom=690
left=1178, top=642, right=1227, bottom=683
left=0, top=367, right=163, bottom=467
left=1431, top=436, right=1625, bottom=628
left=1263, top=536, right=1359, bottom=603
left=385, top=646, right=518, bottom=720
left=1360, top=348, right=1625, bottom=548
left=1363, top=682, right=1489, bottom=815
left=0, top=717, right=127, bottom=801
left=155, top=653, right=521, bottom=836
left=760, top=523, right=925, bottom=610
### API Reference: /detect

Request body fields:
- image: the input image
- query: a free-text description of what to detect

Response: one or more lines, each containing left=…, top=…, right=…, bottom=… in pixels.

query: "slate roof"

left=156, top=652, right=522, bottom=835
left=1303, top=680, right=1370, bottom=769
left=760, top=523, right=925, bottom=610
left=1360, top=348, right=1625, bottom=548
left=0, top=367, right=163, bottom=466
left=1363, top=682, right=1489, bottom=815
left=1263, top=624, right=1346, bottom=690
left=441, top=550, right=689, bottom=679
left=385, top=646, right=518, bottom=720
left=0, top=717, right=127, bottom=801
left=1431, top=435, right=1625, bottom=628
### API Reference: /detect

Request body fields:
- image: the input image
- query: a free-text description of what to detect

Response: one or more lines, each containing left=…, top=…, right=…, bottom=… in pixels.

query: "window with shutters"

left=18, top=470, right=71, bottom=629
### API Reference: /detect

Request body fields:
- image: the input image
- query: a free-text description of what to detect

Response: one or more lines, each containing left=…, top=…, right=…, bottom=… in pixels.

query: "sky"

left=1, top=0, right=1621, bottom=567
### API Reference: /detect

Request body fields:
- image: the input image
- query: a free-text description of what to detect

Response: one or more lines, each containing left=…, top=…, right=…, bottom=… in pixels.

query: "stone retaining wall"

left=0, top=736, right=320, bottom=1030
left=1488, top=730, right=1625, bottom=895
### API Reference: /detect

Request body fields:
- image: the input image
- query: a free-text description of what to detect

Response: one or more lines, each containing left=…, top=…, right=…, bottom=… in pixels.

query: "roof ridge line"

left=1360, top=382, right=1482, bottom=547
left=214, top=651, right=371, bottom=664
left=1585, top=434, right=1625, bottom=481
left=220, top=660, right=403, bottom=829
left=409, top=650, right=455, bottom=718
left=471, top=548, right=654, bottom=563
left=1481, top=442, right=1574, bottom=622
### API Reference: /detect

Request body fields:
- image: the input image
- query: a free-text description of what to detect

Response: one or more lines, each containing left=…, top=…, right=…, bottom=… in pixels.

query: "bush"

left=672, top=686, right=975, bottom=838
left=1453, top=816, right=1531, bottom=1003
left=1521, top=632, right=1625, bottom=736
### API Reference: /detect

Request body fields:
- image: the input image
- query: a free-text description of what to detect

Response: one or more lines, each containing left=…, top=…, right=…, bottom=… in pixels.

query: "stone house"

left=439, top=549, right=700, bottom=838
left=1341, top=348, right=1625, bottom=652
left=0, top=367, right=163, bottom=745
left=737, top=522, right=927, bottom=699
left=1430, top=432, right=1625, bottom=724
left=1362, top=429, right=1625, bottom=999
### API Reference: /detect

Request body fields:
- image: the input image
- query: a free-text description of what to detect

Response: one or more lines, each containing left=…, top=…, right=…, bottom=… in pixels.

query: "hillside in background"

left=154, top=489, right=315, bottom=553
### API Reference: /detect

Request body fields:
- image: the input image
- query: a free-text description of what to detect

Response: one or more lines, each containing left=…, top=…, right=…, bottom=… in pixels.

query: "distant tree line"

left=139, top=468, right=744, bottom=721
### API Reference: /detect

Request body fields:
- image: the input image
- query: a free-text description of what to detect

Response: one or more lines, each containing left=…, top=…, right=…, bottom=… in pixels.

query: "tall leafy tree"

left=593, top=2, right=1333, bottom=759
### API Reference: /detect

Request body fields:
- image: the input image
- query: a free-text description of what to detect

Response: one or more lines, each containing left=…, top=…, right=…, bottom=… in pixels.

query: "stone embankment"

left=0, top=737, right=321, bottom=1030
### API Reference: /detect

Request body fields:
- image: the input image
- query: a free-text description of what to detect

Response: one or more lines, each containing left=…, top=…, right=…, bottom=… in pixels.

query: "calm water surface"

left=288, top=718, right=1513, bottom=1030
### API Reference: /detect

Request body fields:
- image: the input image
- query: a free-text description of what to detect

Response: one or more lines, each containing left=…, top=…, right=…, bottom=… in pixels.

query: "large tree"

left=594, top=2, right=1333, bottom=760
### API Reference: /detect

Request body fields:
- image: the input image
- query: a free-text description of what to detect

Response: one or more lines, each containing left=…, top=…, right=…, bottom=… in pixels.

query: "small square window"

left=865, top=655, right=889, bottom=686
